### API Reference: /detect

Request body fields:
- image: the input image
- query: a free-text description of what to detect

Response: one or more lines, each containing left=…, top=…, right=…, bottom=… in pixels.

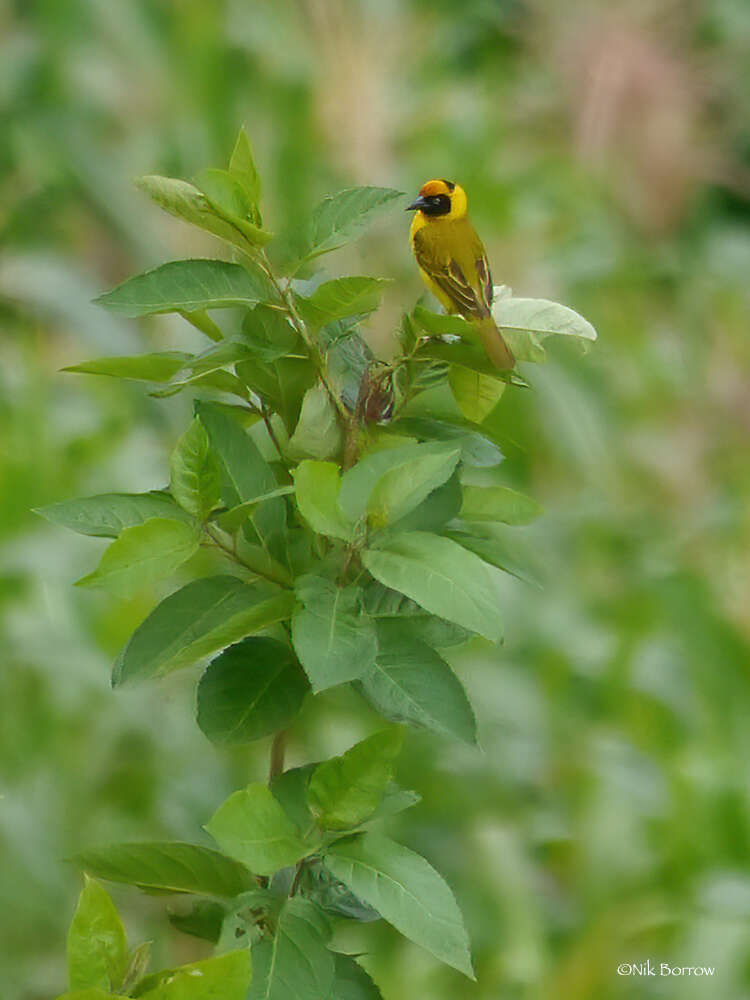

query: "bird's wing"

left=414, top=224, right=491, bottom=318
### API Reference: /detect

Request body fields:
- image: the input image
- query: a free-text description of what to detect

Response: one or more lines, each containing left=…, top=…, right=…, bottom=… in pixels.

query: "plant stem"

left=203, top=525, right=290, bottom=588
left=268, top=729, right=287, bottom=783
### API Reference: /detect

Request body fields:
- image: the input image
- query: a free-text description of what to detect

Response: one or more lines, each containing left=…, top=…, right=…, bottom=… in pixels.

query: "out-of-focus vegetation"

left=2, top=0, right=750, bottom=997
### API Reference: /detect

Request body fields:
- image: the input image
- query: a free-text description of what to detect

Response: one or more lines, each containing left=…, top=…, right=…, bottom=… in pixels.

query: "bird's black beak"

left=405, top=196, right=428, bottom=212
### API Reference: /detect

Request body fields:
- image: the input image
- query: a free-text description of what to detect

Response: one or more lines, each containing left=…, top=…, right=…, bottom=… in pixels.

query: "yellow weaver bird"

left=407, top=179, right=514, bottom=370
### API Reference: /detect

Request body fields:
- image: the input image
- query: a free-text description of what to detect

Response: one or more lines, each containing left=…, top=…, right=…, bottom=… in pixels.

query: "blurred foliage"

left=3, top=0, right=750, bottom=997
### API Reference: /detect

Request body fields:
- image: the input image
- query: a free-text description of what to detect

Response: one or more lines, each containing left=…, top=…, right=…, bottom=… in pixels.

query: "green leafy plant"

left=44, top=127, right=596, bottom=999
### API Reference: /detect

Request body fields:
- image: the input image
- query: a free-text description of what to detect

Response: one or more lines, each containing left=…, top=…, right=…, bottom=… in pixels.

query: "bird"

left=406, top=179, right=514, bottom=370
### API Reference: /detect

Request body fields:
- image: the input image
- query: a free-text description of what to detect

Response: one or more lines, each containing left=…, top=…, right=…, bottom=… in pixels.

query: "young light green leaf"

left=448, top=365, right=506, bottom=422
left=362, top=531, right=501, bottom=641
left=197, top=637, right=308, bottom=745
left=292, top=461, right=354, bottom=541
left=324, top=833, right=474, bottom=978
left=36, top=492, right=191, bottom=538
left=286, top=383, right=343, bottom=461
left=135, top=174, right=261, bottom=253
left=366, top=448, right=460, bottom=528
left=170, top=418, right=222, bottom=521
left=196, top=168, right=272, bottom=246
left=229, top=126, right=262, bottom=212
left=492, top=293, right=597, bottom=363
left=63, top=351, right=191, bottom=383
left=296, top=277, right=390, bottom=329
left=339, top=442, right=456, bottom=524
left=331, top=954, right=384, bottom=1000
left=358, top=622, right=477, bottom=744
left=76, top=519, right=199, bottom=599
left=205, top=784, right=312, bottom=876
left=136, top=951, right=252, bottom=1000
left=95, top=259, right=271, bottom=317
left=388, top=471, right=462, bottom=534
left=460, top=485, right=543, bottom=525
left=70, top=842, right=255, bottom=897
left=291, top=577, right=377, bottom=691
left=67, top=876, right=128, bottom=992
left=303, top=186, right=403, bottom=261
left=308, top=729, right=403, bottom=830
left=248, top=898, right=334, bottom=1000
left=113, top=576, right=295, bottom=685
left=391, top=416, right=504, bottom=467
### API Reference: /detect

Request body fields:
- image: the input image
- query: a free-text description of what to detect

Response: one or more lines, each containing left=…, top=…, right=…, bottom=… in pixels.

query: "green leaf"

left=460, top=485, right=543, bottom=525
left=168, top=900, right=226, bottom=943
left=197, top=637, right=308, bottom=745
left=358, top=622, right=477, bottom=744
left=229, top=127, right=262, bottom=211
left=63, top=351, right=191, bottom=383
left=308, top=729, right=403, bottom=830
left=137, top=951, right=252, bottom=1000
left=170, top=418, right=222, bottom=521
left=205, top=784, right=312, bottom=876
left=242, top=304, right=299, bottom=361
left=492, top=294, right=597, bottom=363
left=296, top=277, right=390, bottom=329
left=286, top=383, right=343, bottom=461
left=113, top=576, right=295, bottom=685
left=236, top=355, right=317, bottom=435
left=55, top=991, right=114, bottom=1000
left=67, top=876, right=128, bottom=992
left=412, top=305, right=475, bottom=338
left=95, top=260, right=271, bottom=317
left=70, top=842, right=255, bottom=897
left=120, top=942, right=152, bottom=995
left=390, top=417, right=503, bottom=467
left=389, top=470, right=462, bottom=534
left=196, top=168, right=272, bottom=246
left=302, top=186, right=403, bottom=262
left=196, top=400, right=278, bottom=506
left=76, top=519, right=200, bottom=599
left=291, top=576, right=377, bottom=692
left=367, top=447, right=460, bottom=528
left=36, top=492, right=191, bottom=539
left=248, top=898, right=334, bottom=1000
left=214, top=486, right=295, bottom=534
left=324, top=833, right=473, bottom=978
left=339, top=442, right=456, bottom=524
left=445, top=527, right=542, bottom=587
left=136, top=174, right=262, bottom=253
left=292, top=461, right=354, bottom=542
left=362, top=531, right=501, bottom=641
left=448, top=365, right=506, bottom=422
left=331, top=954, right=383, bottom=1000
left=270, top=764, right=316, bottom=834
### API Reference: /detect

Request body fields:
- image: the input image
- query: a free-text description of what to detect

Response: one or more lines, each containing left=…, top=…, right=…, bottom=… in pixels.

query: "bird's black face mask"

left=406, top=193, right=452, bottom=216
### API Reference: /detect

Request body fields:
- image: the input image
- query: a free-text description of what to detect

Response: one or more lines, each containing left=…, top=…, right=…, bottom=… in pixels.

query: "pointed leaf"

left=113, top=576, right=295, bottom=685
left=359, top=622, right=477, bottom=743
left=196, top=168, right=271, bottom=245
left=70, top=842, right=255, bottom=897
left=205, top=784, right=312, bottom=876
left=248, top=898, right=334, bottom=1000
left=391, top=416, right=503, bottom=467
left=95, top=260, right=271, bottom=317
left=331, top=954, right=384, bottom=1000
left=286, top=383, right=343, bottom=461
left=304, top=186, right=403, bottom=260
left=448, top=365, right=506, bottom=422
left=296, top=277, right=390, bottom=329
left=170, top=418, right=222, bottom=521
left=76, top=519, right=200, bottom=599
left=229, top=127, right=261, bottom=207
left=292, top=461, right=354, bottom=542
left=492, top=294, right=597, bottom=363
left=36, top=492, right=191, bottom=539
left=63, top=351, right=191, bottom=382
left=362, top=531, right=501, bottom=641
left=291, top=577, right=377, bottom=692
left=324, top=833, right=473, bottom=978
left=137, top=951, right=252, bottom=1000
left=366, top=447, right=460, bottom=528
left=67, top=876, right=128, bottom=991
left=460, top=485, right=543, bottom=525
left=308, top=729, right=403, bottom=830
left=197, top=637, right=308, bottom=745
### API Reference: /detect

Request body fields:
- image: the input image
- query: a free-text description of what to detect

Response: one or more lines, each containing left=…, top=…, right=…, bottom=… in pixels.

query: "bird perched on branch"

left=406, top=179, right=514, bottom=370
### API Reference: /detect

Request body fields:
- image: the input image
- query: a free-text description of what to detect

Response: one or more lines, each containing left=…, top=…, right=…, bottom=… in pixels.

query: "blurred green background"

left=3, top=0, right=750, bottom=997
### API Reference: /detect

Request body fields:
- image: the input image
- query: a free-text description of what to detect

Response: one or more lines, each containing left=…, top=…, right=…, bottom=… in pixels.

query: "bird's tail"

left=476, top=315, right=515, bottom=371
